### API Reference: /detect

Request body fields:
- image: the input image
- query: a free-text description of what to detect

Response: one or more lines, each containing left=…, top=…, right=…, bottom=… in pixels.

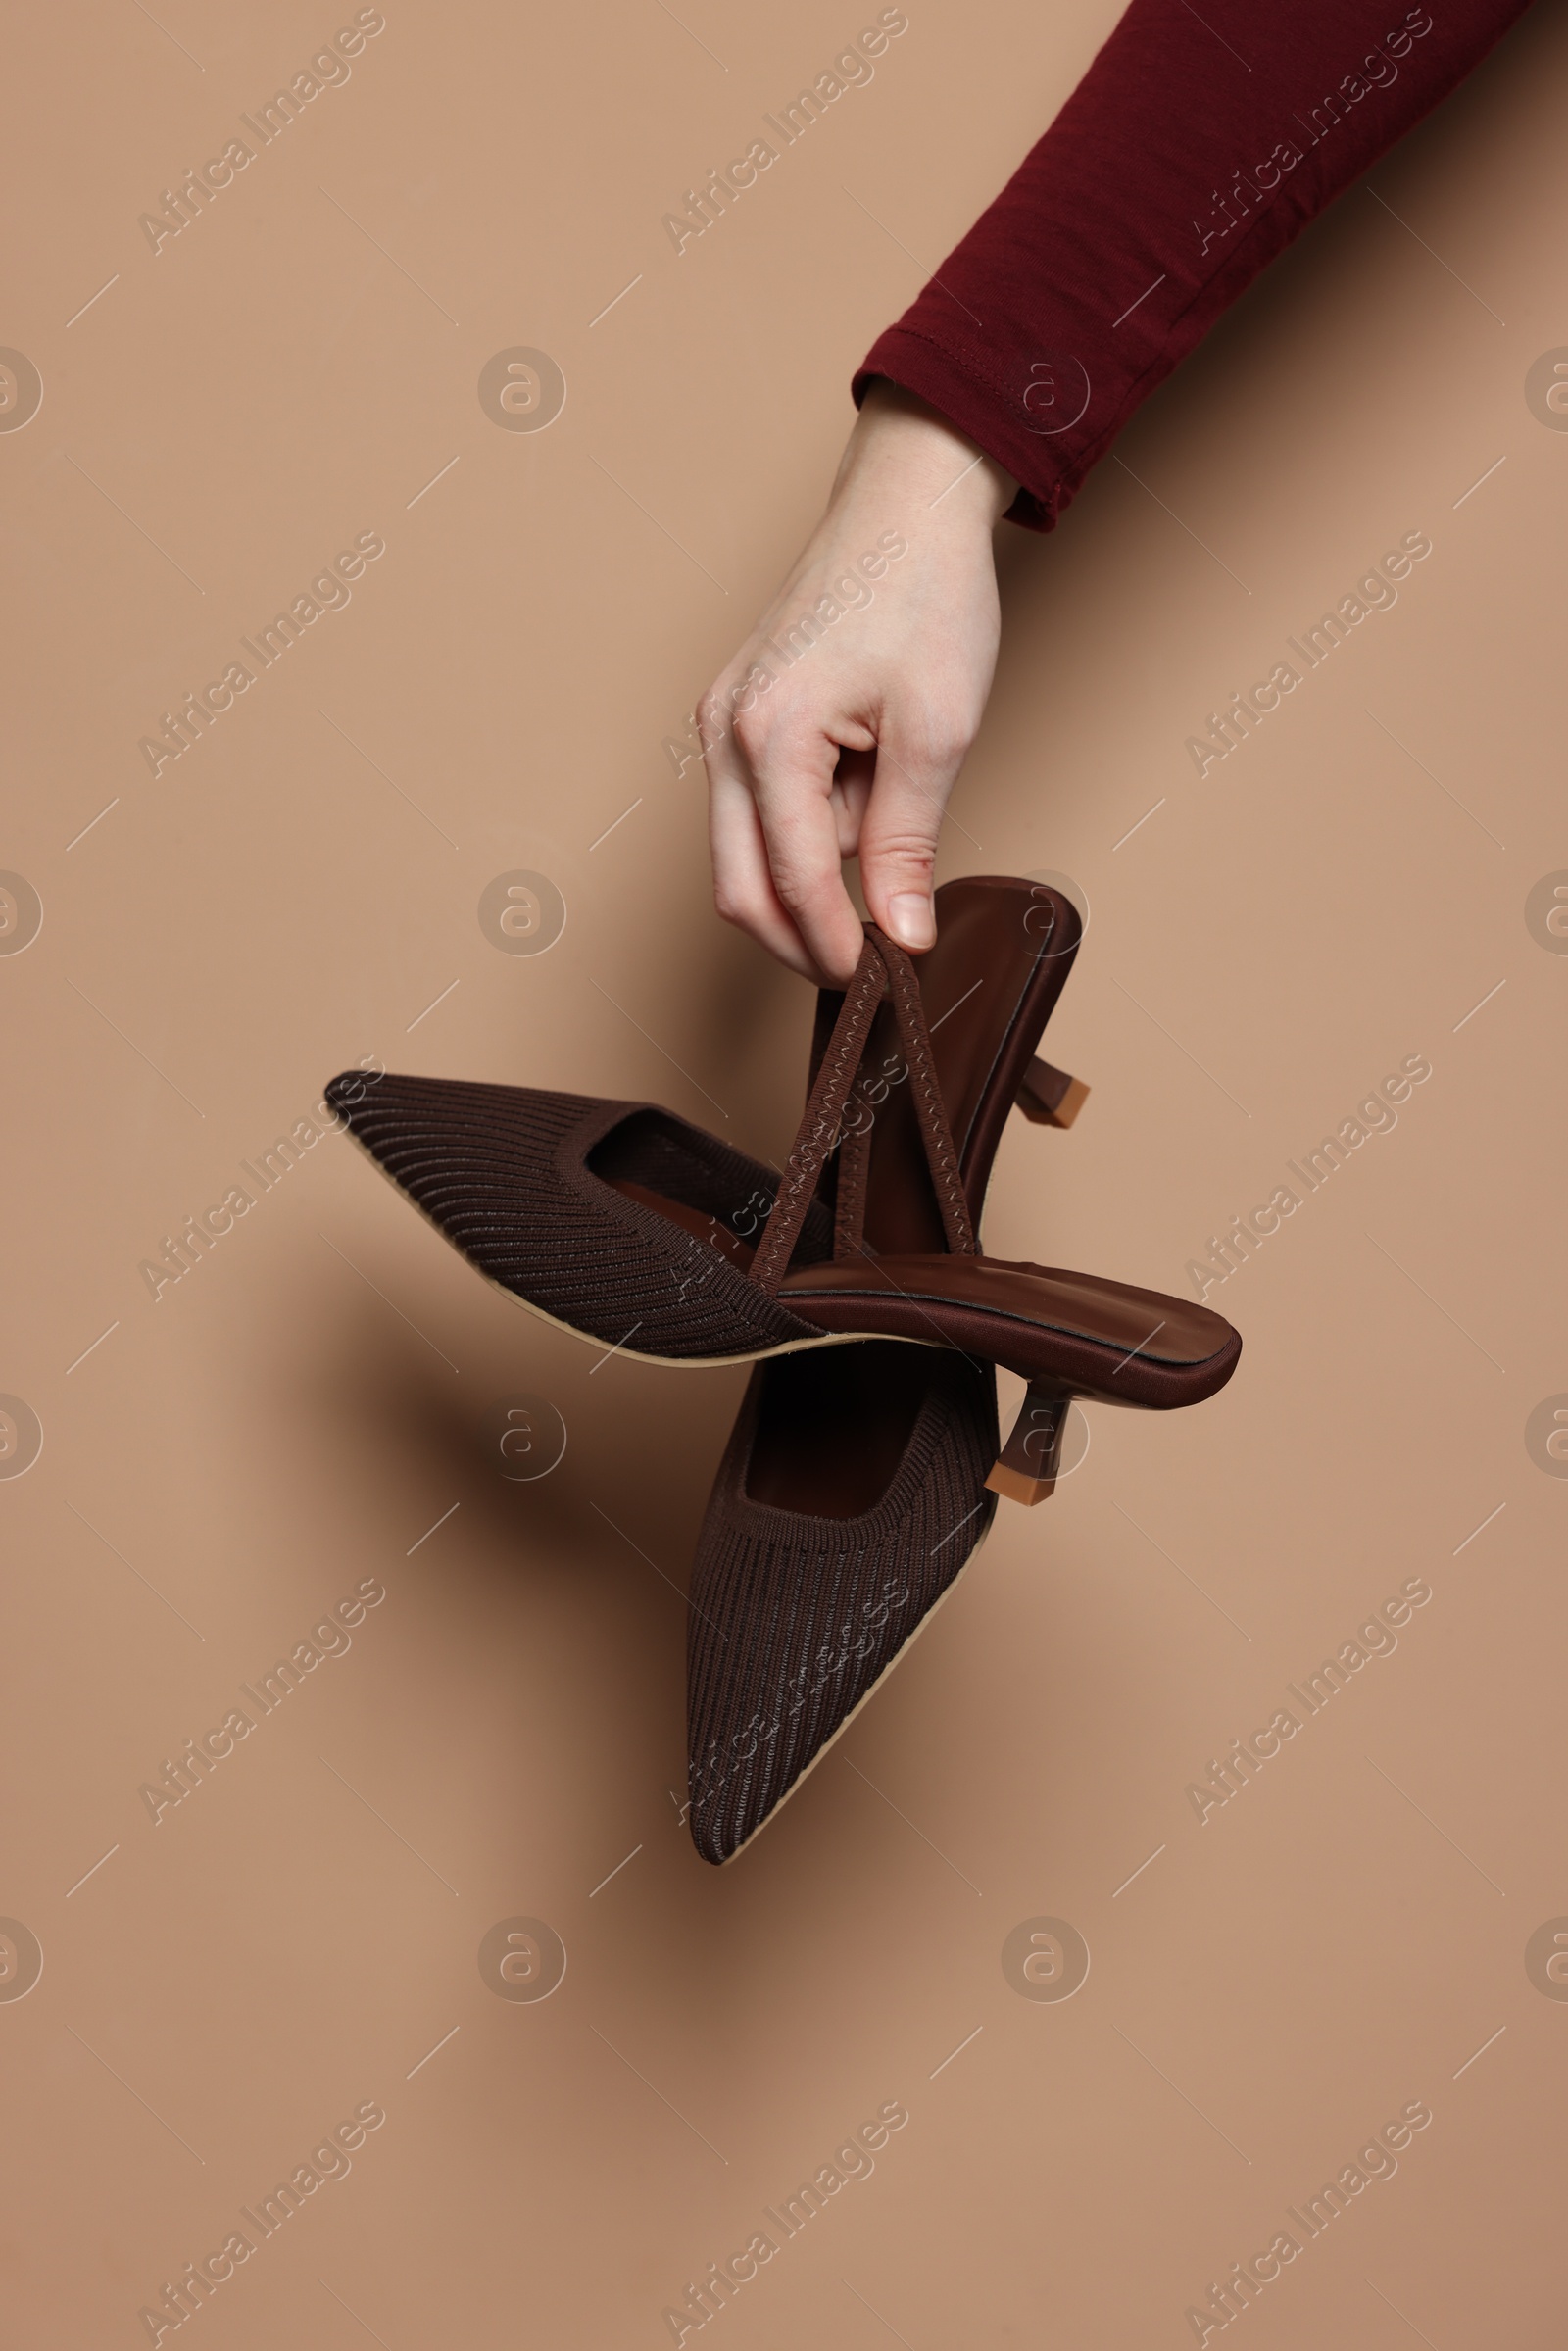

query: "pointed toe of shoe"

left=325, top=1067, right=612, bottom=1285
left=685, top=1347, right=999, bottom=1865
left=323, top=1070, right=824, bottom=1362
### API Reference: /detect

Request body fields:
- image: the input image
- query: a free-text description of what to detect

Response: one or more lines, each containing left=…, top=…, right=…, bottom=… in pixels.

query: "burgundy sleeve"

left=855, top=0, right=1530, bottom=528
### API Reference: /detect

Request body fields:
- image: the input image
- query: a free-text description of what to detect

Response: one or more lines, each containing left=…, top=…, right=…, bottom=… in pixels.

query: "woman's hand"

left=700, top=382, right=1017, bottom=986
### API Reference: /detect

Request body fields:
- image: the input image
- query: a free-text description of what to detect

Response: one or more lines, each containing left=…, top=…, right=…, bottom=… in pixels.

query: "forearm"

left=855, top=0, right=1532, bottom=528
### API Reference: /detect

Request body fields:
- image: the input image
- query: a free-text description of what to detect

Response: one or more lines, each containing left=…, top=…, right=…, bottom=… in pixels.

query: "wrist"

left=840, top=379, right=1016, bottom=529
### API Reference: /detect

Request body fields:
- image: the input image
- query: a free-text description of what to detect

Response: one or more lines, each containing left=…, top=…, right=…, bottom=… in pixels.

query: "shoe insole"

left=743, top=1341, right=943, bottom=1518
left=778, top=1253, right=1240, bottom=1403
left=809, top=876, right=1080, bottom=1255
left=781, top=1254, right=1231, bottom=1365
left=605, top=1178, right=757, bottom=1268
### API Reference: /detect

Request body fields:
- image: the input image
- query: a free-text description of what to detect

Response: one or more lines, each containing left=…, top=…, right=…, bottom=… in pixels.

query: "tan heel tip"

left=1015, top=1058, right=1090, bottom=1129
left=986, top=1461, right=1056, bottom=1506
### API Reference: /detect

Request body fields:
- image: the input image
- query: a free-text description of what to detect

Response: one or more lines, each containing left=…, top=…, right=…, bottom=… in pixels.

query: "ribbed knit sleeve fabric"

left=854, top=0, right=1530, bottom=528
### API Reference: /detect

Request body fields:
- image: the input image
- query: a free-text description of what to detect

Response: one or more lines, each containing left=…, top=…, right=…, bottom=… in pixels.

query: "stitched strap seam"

left=749, top=942, right=886, bottom=1294
left=877, top=937, right=975, bottom=1257
left=750, top=929, right=975, bottom=1295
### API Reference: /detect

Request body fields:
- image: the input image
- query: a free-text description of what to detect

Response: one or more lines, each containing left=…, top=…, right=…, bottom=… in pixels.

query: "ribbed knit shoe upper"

left=686, top=1347, right=1000, bottom=1864
left=324, top=1072, right=828, bottom=1361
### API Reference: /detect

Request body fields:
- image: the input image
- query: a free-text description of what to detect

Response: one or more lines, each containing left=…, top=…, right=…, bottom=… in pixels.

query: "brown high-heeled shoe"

left=320, top=878, right=1238, bottom=1872
left=325, top=913, right=1234, bottom=1404
left=681, top=881, right=1239, bottom=1865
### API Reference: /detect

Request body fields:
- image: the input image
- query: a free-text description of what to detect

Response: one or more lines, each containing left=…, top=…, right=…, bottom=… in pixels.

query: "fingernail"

left=888, top=892, right=935, bottom=951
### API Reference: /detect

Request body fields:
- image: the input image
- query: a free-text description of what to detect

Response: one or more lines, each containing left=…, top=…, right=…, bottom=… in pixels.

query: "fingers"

left=703, top=666, right=974, bottom=978
left=855, top=715, right=971, bottom=953
left=703, top=691, right=824, bottom=982
left=707, top=764, right=824, bottom=984
left=741, top=710, right=870, bottom=985
left=829, top=747, right=875, bottom=860
left=701, top=658, right=873, bottom=986
left=703, top=683, right=868, bottom=986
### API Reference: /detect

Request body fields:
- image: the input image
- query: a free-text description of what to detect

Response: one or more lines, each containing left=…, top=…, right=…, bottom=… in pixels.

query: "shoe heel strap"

left=750, top=930, right=975, bottom=1295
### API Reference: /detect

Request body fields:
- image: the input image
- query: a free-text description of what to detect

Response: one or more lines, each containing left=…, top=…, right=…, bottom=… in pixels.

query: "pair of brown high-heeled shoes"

left=325, top=877, right=1240, bottom=1864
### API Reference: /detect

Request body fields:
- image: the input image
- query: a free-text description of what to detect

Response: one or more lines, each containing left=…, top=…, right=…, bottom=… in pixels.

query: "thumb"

left=856, top=725, right=965, bottom=952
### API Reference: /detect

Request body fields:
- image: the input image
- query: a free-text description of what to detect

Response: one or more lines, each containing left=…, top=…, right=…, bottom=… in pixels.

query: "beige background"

left=3, top=0, right=1565, bottom=2343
